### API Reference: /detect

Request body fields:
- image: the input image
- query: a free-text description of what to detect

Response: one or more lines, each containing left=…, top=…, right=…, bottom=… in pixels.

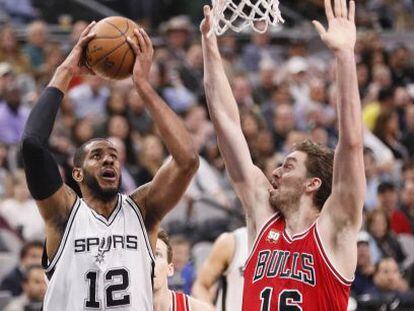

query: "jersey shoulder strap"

left=171, top=291, right=190, bottom=311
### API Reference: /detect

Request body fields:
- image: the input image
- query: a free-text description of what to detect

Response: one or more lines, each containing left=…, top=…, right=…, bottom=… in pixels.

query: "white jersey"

left=216, top=227, right=248, bottom=311
left=42, top=194, right=154, bottom=311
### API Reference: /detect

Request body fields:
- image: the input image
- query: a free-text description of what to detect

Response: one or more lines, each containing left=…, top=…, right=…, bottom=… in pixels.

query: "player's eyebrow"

left=285, top=157, right=298, bottom=163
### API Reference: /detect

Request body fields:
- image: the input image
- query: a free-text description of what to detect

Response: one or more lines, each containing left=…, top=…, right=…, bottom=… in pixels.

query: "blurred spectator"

left=241, top=22, right=282, bottom=72
left=0, top=240, right=42, bottom=296
left=366, top=209, right=406, bottom=264
left=159, top=15, right=194, bottom=65
left=364, top=147, right=380, bottom=210
left=0, top=171, right=44, bottom=240
left=136, top=135, right=165, bottom=186
left=402, top=105, right=414, bottom=157
left=68, top=75, right=110, bottom=121
left=376, top=181, right=411, bottom=234
left=0, top=0, right=37, bottom=24
left=168, top=234, right=194, bottom=295
left=373, top=108, right=409, bottom=160
left=0, top=26, right=32, bottom=75
left=272, top=103, right=296, bottom=152
left=372, top=256, right=409, bottom=296
left=352, top=231, right=376, bottom=296
left=4, top=265, right=45, bottom=311
left=126, top=88, right=152, bottom=135
left=177, top=43, right=204, bottom=97
left=0, top=66, right=29, bottom=145
left=23, top=20, right=48, bottom=70
left=401, top=181, right=414, bottom=234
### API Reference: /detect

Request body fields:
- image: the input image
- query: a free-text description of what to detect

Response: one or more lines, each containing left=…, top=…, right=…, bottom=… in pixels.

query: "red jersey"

left=243, top=213, right=352, bottom=311
left=171, top=291, right=190, bottom=311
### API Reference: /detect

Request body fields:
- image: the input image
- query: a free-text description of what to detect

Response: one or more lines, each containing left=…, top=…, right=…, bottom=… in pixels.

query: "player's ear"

left=306, top=177, right=322, bottom=193
left=167, top=263, right=174, bottom=277
left=72, top=167, right=84, bottom=182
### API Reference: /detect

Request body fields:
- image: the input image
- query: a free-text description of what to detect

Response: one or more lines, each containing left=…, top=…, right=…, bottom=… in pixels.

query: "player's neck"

left=82, top=193, right=119, bottom=219
left=283, top=201, right=319, bottom=237
left=153, top=287, right=171, bottom=311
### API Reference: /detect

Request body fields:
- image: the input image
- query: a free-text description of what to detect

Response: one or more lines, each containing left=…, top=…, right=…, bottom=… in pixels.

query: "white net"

left=211, top=0, right=284, bottom=36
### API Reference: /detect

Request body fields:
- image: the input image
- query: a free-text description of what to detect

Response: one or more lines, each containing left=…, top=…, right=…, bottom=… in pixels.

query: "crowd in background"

left=0, top=0, right=414, bottom=310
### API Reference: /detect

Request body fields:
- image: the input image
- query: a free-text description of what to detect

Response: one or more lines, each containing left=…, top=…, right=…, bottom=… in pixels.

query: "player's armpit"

left=35, top=185, right=77, bottom=228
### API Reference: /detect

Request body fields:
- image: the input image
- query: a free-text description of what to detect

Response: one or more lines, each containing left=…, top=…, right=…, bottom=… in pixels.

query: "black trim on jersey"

left=220, top=275, right=228, bottom=311
left=88, top=193, right=122, bottom=227
left=125, top=196, right=155, bottom=263
left=43, top=197, right=81, bottom=275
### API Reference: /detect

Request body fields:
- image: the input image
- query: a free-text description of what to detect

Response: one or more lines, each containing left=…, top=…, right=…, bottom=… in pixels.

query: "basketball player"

left=21, top=23, right=199, bottom=310
left=154, top=230, right=213, bottom=311
left=201, top=0, right=365, bottom=309
left=192, top=227, right=248, bottom=310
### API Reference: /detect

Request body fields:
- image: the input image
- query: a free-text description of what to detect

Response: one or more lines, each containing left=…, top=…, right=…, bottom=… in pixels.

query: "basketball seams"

left=87, top=17, right=137, bottom=79
left=114, top=45, right=131, bottom=79
left=91, top=40, right=127, bottom=66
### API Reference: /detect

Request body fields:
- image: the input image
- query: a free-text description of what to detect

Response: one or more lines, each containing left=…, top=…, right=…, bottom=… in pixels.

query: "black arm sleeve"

left=21, top=87, right=65, bottom=200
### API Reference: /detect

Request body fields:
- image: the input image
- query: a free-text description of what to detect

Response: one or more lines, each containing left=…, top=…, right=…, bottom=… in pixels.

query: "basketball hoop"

left=211, top=0, right=284, bottom=36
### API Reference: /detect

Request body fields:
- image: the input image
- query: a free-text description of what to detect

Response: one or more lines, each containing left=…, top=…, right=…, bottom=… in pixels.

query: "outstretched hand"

left=60, top=21, right=96, bottom=76
left=200, top=5, right=213, bottom=37
left=313, top=0, right=356, bottom=54
left=127, top=28, right=154, bottom=86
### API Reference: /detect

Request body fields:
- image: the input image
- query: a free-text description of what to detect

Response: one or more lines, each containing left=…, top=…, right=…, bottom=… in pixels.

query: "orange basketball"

left=85, top=16, right=139, bottom=80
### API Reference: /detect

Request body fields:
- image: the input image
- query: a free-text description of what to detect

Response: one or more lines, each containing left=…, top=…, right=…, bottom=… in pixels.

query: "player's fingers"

left=349, top=0, right=355, bottom=23
left=139, top=28, right=153, bottom=53
left=80, top=21, right=96, bottom=39
left=324, top=0, right=334, bottom=22
left=134, top=28, right=146, bottom=54
left=126, top=36, right=140, bottom=55
left=341, top=0, right=347, bottom=18
left=79, top=32, right=96, bottom=48
left=204, top=5, right=211, bottom=20
left=312, top=21, right=327, bottom=36
left=334, top=0, right=341, bottom=17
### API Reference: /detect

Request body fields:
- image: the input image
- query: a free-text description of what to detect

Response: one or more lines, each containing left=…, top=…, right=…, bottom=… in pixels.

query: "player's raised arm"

left=314, top=0, right=366, bottom=278
left=21, top=22, right=96, bottom=257
left=127, top=29, right=199, bottom=245
left=192, top=232, right=233, bottom=305
left=200, top=6, right=274, bottom=237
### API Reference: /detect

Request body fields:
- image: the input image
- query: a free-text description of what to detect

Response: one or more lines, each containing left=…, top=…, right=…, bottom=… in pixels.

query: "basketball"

left=85, top=16, right=139, bottom=80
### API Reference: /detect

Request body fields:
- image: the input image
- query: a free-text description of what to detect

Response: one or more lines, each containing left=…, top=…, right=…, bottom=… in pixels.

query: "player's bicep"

left=325, top=146, right=365, bottom=228
left=136, top=158, right=195, bottom=227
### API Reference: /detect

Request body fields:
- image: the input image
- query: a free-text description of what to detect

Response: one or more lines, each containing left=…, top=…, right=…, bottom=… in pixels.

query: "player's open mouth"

left=101, top=168, right=116, bottom=181
left=271, top=180, right=278, bottom=190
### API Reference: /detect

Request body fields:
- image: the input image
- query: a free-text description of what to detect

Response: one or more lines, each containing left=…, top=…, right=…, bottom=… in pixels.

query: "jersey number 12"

left=85, top=268, right=130, bottom=308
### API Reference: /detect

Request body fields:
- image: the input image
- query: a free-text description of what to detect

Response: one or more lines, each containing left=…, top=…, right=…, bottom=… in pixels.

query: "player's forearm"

left=135, top=81, right=198, bottom=169
left=336, top=51, right=363, bottom=148
left=48, top=66, right=75, bottom=94
left=202, top=35, right=241, bottom=125
left=21, top=87, right=64, bottom=200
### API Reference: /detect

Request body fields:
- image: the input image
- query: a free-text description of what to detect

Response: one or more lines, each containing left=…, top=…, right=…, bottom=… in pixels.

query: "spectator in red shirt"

left=377, top=181, right=411, bottom=234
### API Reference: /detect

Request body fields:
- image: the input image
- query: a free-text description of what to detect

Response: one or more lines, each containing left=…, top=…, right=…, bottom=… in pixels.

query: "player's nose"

left=272, top=166, right=282, bottom=179
left=102, top=154, right=114, bottom=165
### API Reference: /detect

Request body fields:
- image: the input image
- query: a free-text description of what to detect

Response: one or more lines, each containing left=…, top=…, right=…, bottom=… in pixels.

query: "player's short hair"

left=157, top=229, right=173, bottom=264
left=20, top=240, right=43, bottom=260
left=293, top=140, right=334, bottom=210
left=73, top=138, right=110, bottom=168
